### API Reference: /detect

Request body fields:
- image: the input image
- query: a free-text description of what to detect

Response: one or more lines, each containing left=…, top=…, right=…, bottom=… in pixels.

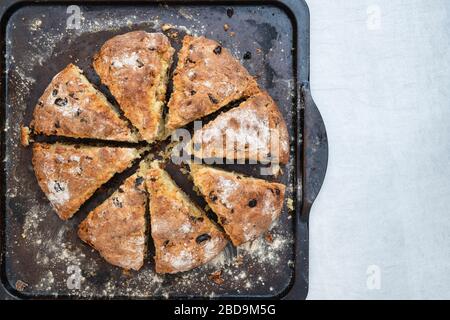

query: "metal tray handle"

left=301, top=83, right=328, bottom=217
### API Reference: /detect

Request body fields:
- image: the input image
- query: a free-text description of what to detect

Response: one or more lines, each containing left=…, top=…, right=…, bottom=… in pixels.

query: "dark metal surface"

left=0, top=0, right=327, bottom=299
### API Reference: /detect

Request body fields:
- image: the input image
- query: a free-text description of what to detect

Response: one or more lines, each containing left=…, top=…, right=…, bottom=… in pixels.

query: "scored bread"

left=190, top=91, right=290, bottom=164
left=142, top=160, right=227, bottom=274
left=190, top=164, right=286, bottom=246
left=165, top=35, right=259, bottom=134
left=30, top=64, right=139, bottom=142
left=94, top=31, right=174, bottom=142
left=78, top=172, right=147, bottom=271
left=32, top=143, right=143, bottom=220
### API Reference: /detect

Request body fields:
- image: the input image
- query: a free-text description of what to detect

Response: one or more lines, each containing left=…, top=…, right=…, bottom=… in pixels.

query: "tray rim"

left=0, top=0, right=326, bottom=300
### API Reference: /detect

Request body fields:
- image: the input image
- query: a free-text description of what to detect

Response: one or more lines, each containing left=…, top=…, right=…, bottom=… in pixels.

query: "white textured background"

left=307, top=0, right=450, bottom=299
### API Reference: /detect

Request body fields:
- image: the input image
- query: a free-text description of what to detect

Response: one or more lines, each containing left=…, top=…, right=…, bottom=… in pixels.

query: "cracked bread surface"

left=165, top=35, right=259, bottom=134
left=94, top=31, right=174, bottom=142
left=31, top=64, right=139, bottom=142
left=32, top=143, right=142, bottom=220
left=190, top=91, right=290, bottom=164
left=190, top=164, right=286, bottom=246
left=78, top=172, right=147, bottom=271
left=143, top=161, right=227, bottom=274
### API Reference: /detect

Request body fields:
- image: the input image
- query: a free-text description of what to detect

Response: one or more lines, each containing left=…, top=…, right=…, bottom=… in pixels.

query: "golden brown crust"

left=143, top=161, right=227, bottom=274
left=93, top=31, right=174, bottom=142
left=190, top=164, right=286, bottom=246
left=165, top=35, right=259, bottom=133
left=78, top=173, right=147, bottom=271
left=190, top=91, right=290, bottom=164
left=30, top=64, right=139, bottom=142
left=32, top=143, right=141, bottom=220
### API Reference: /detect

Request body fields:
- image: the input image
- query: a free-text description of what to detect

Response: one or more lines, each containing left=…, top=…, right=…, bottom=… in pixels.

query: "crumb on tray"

left=20, top=125, right=31, bottom=147
left=15, top=280, right=29, bottom=291
left=208, top=270, right=224, bottom=285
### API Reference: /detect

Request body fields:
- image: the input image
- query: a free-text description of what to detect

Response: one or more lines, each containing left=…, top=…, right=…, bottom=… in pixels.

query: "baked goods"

left=30, top=64, right=139, bottom=142
left=143, top=161, right=227, bottom=273
left=165, top=35, right=259, bottom=134
left=190, top=91, right=290, bottom=164
left=32, top=143, right=142, bottom=220
left=20, top=125, right=31, bottom=147
left=25, top=32, right=290, bottom=275
left=190, top=164, right=286, bottom=246
left=78, top=172, right=147, bottom=271
left=93, top=31, right=174, bottom=142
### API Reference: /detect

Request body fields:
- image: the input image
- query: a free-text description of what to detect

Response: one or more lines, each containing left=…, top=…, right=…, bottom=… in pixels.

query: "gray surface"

left=307, top=0, right=450, bottom=299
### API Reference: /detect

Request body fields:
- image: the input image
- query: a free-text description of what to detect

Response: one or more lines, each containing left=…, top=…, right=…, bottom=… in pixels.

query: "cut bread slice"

left=93, top=31, right=174, bottom=142
left=32, top=143, right=143, bottom=220
left=78, top=172, right=147, bottom=271
left=142, top=160, right=227, bottom=274
left=190, top=91, right=290, bottom=164
left=190, top=164, right=286, bottom=246
left=30, top=64, right=139, bottom=142
left=165, top=35, right=259, bottom=134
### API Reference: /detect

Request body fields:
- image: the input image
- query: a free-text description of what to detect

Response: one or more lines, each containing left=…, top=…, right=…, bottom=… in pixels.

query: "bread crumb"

left=223, top=24, right=229, bottom=31
left=122, top=269, right=132, bottom=277
left=192, top=185, right=200, bottom=195
left=20, top=125, right=31, bottom=147
left=29, top=19, right=42, bottom=31
left=208, top=270, right=224, bottom=285
left=264, top=232, right=273, bottom=243
left=229, top=31, right=236, bottom=37
left=286, top=198, right=294, bottom=212
left=15, top=280, right=28, bottom=291
left=167, top=30, right=179, bottom=39
left=179, top=166, right=189, bottom=175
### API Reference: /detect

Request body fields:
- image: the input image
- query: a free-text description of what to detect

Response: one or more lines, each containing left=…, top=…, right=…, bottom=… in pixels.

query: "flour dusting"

left=112, top=52, right=141, bottom=69
left=215, top=176, right=238, bottom=208
left=46, top=180, right=70, bottom=206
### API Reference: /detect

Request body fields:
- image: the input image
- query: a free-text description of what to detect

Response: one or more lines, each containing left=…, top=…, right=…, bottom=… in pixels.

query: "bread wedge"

left=190, top=91, right=290, bottom=164
left=31, top=64, right=139, bottom=142
left=32, top=143, right=143, bottom=220
left=190, top=164, right=286, bottom=246
left=165, top=35, right=259, bottom=134
left=93, top=31, right=174, bottom=142
left=78, top=172, right=147, bottom=271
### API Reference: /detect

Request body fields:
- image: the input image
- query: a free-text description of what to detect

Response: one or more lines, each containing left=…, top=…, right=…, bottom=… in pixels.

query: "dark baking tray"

left=0, top=0, right=328, bottom=300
